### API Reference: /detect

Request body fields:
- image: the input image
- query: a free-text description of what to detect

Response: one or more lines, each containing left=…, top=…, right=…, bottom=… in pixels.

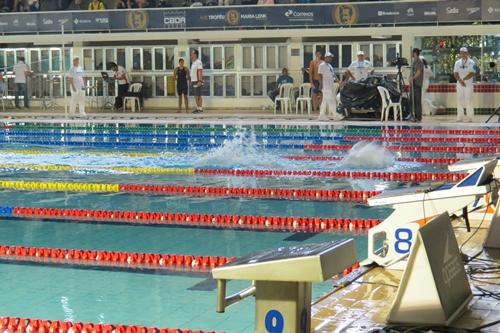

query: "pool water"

left=0, top=125, right=486, bottom=332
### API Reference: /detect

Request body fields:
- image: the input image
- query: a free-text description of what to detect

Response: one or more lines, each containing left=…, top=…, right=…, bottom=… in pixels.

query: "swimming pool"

left=0, top=123, right=497, bottom=332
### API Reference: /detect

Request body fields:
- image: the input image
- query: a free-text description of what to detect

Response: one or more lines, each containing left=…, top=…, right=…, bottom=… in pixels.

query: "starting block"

left=366, top=159, right=498, bottom=269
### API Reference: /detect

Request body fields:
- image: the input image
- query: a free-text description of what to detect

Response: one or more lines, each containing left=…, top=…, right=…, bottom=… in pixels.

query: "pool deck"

left=0, top=108, right=498, bottom=127
left=311, top=216, right=500, bottom=332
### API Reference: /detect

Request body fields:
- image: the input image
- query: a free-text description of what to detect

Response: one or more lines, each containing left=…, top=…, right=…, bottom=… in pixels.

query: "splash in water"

left=341, top=141, right=395, bottom=169
left=196, top=132, right=287, bottom=169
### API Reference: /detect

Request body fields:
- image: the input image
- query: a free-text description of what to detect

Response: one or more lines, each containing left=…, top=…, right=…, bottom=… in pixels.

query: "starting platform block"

left=366, top=159, right=498, bottom=269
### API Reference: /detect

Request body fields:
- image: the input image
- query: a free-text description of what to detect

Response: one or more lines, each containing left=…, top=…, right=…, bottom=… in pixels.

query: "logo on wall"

left=332, top=4, right=358, bottom=25
left=127, top=10, right=148, bottom=30
left=225, top=9, right=240, bottom=25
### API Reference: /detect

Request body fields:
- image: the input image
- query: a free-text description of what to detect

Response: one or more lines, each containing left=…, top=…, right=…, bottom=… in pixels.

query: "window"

left=132, top=49, right=141, bottom=70
left=359, top=44, right=370, bottom=60
left=41, top=50, right=50, bottom=72
left=241, top=76, right=251, bottom=96
left=105, top=49, right=115, bottom=70
left=201, top=47, right=211, bottom=70
left=214, top=46, right=223, bottom=70
left=242, top=47, right=252, bottom=69
left=51, top=49, right=61, bottom=71
left=165, top=48, right=175, bottom=70
left=202, top=76, right=211, bottom=96
left=154, top=76, right=165, bottom=96
left=329, top=45, right=340, bottom=68
left=154, top=48, right=164, bottom=70
left=266, top=46, right=276, bottom=69
left=373, top=44, right=383, bottom=67
left=30, top=50, right=40, bottom=72
left=278, top=46, right=287, bottom=69
left=83, top=49, right=93, bottom=71
left=94, top=49, right=103, bottom=70
left=225, top=75, right=235, bottom=97
left=303, top=45, right=313, bottom=69
left=253, top=76, right=263, bottom=96
left=386, top=44, right=398, bottom=66
left=214, top=75, right=223, bottom=96
left=143, top=48, right=152, bottom=70
left=225, top=47, right=234, bottom=70
left=254, top=46, right=264, bottom=69
left=117, top=48, right=126, bottom=68
left=341, top=45, right=352, bottom=68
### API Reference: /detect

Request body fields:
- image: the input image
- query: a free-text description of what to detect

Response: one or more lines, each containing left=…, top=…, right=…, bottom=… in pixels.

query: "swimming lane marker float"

left=0, top=244, right=233, bottom=272
left=1, top=207, right=381, bottom=232
left=0, top=181, right=380, bottom=202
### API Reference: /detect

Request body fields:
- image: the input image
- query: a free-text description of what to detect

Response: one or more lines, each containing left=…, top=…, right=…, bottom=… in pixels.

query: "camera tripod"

left=395, top=65, right=412, bottom=120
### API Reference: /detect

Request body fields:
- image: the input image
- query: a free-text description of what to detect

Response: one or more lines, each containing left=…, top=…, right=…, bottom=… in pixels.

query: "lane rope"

left=0, top=244, right=233, bottom=272
left=1, top=138, right=498, bottom=154
left=343, top=135, right=500, bottom=144
left=284, top=155, right=461, bottom=165
left=0, top=150, right=463, bottom=165
left=0, top=317, right=221, bottom=333
left=0, top=164, right=467, bottom=182
left=1, top=206, right=382, bottom=232
left=6, top=124, right=500, bottom=136
left=0, top=181, right=380, bottom=202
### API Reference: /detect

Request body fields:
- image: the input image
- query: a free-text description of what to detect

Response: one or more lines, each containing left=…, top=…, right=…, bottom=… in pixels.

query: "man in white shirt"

left=453, top=47, right=476, bottom=122
left=190, top=49, right=203, bottom=113
left=111, top=62, right=130, bottom=110
left=13, top=57, right=30, bottom=109
left=67, top=57, right=86, bottom=116
left=345, top=51, right=373, bottom=81
left=318, top=52, right=343, bottom=121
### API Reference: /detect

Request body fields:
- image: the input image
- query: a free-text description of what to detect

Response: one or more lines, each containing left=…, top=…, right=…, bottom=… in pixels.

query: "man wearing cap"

left=345, top=51, right=373, bottom=81
left=318, top=52, right=343, bottom=121
left=453, top=47, right=476, bottom=122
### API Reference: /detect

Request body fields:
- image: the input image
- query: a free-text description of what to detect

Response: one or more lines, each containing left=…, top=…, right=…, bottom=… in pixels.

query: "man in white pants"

left=67, top=57, right=86, bottom=116
left=453, top=47, right=475, bottom=122
left=318, top=52, right=343, bottom=121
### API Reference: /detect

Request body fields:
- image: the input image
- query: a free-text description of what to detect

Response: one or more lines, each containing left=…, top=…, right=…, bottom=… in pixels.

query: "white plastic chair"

left=377, top=86, right=402, bottom=121
left=295, top=83, right=312, bottom=115
left=274, top=83, right=293, bottom=115
left=123, top=83, right=142, bottom=113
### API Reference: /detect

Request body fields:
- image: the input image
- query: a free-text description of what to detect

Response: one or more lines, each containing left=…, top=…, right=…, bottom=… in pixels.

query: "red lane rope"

left=195, top=169, right=467, bottom=182
left=380, top=128, right=500, bottom=136
left=11, top=207, right=381, bottom=232
left=284, top=155, right=461, bottom=165
left=304, top=144, right=500, bottom=154
left=119, top=184, right=380, bottom=202
left=0, top=317, right=221, bottom=333
left=343, top=135, right=500, bottom=144
left=0, top=244, right=233, bottom=272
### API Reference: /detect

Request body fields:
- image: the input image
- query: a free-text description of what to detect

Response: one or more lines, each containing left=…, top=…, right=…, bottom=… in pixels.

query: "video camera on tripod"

left=391, top=56, right=409, bottom=69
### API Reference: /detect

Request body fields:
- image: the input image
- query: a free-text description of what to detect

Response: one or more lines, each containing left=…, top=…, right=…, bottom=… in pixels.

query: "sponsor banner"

left=394, top=1, right=438, bottom=23
left=482, top=0, right=500, bottom=21
left=162, top=10, right=187, bottom=29
left=108, top=10, right=149, bottom=30
left=438, top=0, right=482, bottom=22
left=37, top=12, right=73, bottom=32
left=186, top=6, right=270, bottom=28
left=0, top=13, right=37, bottom=33
left=0, top=1, right=494, bottom=34
left=72, top=11, right=109, bottom=31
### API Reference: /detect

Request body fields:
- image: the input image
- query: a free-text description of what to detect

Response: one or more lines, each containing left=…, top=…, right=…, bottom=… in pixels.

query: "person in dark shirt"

left=409, top=48, right=424, bottom=122
left=268, top=67, right=294, bottom=103
left=174, top=58, right=190, bottom=113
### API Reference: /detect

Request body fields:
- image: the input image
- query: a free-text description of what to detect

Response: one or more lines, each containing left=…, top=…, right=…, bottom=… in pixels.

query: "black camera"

left=391, top=57, right=409, bottom=68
